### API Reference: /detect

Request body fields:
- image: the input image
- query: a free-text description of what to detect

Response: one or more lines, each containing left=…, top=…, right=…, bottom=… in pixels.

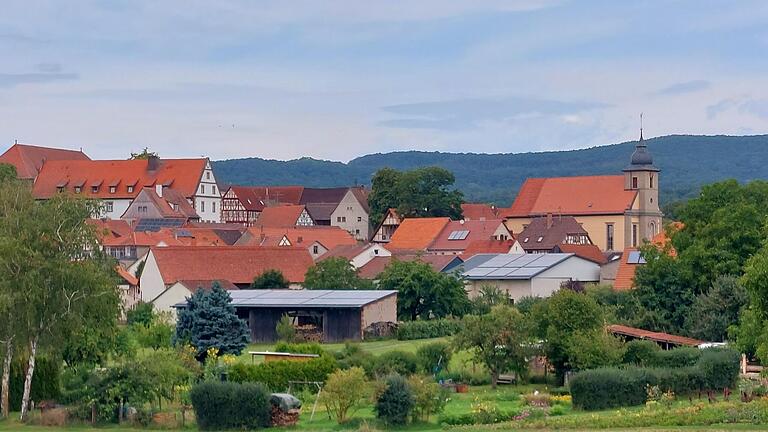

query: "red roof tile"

left=461, top=203, right=500, bottom=221
left=256, top=205, right=310, bottom=227
left=177, top=279, right=239, bottom=291
left=151, top=246, right=313, bottom=284
left=320, top=244, right=373, bottom=261
left=463, top=239, right=516, bottom=258
left=116, top=266, right=138, bottom=286
left=237, top=226, right=357, bottom=250
left=607, top=324, right=704, bottom=347
left=556, top=243, right=607, bottom=264
left=357, top=253, right=459, bottom=279
left=388, top=217, right=451, bottom=251
left=506, top=176, right=637, bottom=217
left=228, top=186, right=304, bottom=211
left=0, top=143, right=90, bottom=180
left=33, top=158, right=207, bottom=199
left=614, top=248, right=640, bottom=290
left=428, top=219, right=509, bottom=252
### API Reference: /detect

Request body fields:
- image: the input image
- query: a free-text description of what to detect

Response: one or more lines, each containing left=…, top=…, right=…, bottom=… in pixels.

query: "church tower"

left=623, top=127, right=663, bottom=248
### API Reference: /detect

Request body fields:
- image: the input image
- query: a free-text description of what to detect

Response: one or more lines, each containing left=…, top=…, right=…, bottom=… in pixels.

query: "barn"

left=226, top=289, right=398, bottom=343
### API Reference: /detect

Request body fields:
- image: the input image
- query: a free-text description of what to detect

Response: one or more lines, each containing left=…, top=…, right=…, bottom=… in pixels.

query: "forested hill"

left=212, top=135, right=768, bottom=206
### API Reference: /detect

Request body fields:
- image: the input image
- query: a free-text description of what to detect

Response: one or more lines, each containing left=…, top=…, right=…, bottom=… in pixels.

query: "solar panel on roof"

left=480, top=255, right=518, bottom=268
left=627, top=251, right=646, bottom=264
left=134, top=218, right=185, bottom=232
left=528, top=254, right=567, bottom=267
left=465, top=267, right=496, bottom=278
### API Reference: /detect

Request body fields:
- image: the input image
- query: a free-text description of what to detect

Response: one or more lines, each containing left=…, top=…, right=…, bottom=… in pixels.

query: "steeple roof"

left=624, top=130, right=659, bottom=172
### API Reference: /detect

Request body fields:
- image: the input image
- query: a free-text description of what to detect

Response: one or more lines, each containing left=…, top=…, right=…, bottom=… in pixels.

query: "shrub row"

left=190, top=381, right=271, bottom=430
left=396, top=318, right=462, bottom=340
left=273, top=342, right=327, bottom=356
left=4, top=357, right=61, bottom=411
left=570, top=348, right=740, bottom=410
left=229, top=356, right=338, bottom=392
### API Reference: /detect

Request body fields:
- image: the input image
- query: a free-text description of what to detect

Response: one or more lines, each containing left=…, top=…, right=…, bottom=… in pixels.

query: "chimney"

left=155, top=184, right=163, bottom=197
left=546, top=213, right=553, bottom=229
left=147, top=155, right=160, bottom=171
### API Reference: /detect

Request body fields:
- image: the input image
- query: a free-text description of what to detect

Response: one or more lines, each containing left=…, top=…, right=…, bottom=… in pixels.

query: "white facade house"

left=193, top=160, right=222, bottom=222
left=462, top=253, right=601, bottom=302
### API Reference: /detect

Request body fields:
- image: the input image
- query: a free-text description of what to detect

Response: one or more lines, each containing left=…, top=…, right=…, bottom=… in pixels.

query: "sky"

left=1, top=0, right=768, bottom=161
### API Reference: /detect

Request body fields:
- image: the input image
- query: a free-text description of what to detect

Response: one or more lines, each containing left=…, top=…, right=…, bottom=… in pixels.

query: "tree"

left=454, top=305, right=533, bottom=388
left=320, top=367, right=368, bottom=424
left=303, top=257, right=373, bottom=290
left=250, top=269, right=289, bottom=289
left=728, top=307, right=768, bottom=362
left=174, top=282, right=250, bottom=360
left=368, top=167, right=463, bottom=223
left=684, top=275, right=748, bottom=342
left=126, top=302, right=155, bottom=327
left=471, top=284, right=511, bottom=315
left=0, top=164, right=16, bottom=183
left=130, top=147, right=159, bottom=160
left=538, top=289, right=604, bottom=384
left=633, top=244, right=693, bottom=333
left=566, top=330, right=625, bottom=371
left=377, top=259, right=470, bottom=320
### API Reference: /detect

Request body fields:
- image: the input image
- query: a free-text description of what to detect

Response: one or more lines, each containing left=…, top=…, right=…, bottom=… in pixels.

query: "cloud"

left=0, top=72, right=78, bottom=88
left=707, top=96, right=768, bottom=119
left=655, top=80, right=710, bottom=96
left=379, top=96, right=609, bottom=130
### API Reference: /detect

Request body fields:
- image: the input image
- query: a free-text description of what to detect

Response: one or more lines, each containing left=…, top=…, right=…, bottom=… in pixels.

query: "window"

left=336, top=216, right=342, bottom=222
left=105, top=201, right=114, bottom=213
left=374, top=249, right=379, bottom=255
left=109, top=186, right=116, bottom=194
left=200, top=184, right=205, bottom=194
left=632, top=176, right=638, bottom=189
left=357, top=216, right=362, bottom=222
left=536, top=236, right=543, bottom=243
left=206, top=171, right=211, bottom=180
left=138, top=206, right=147, bottom=213
left=212, top=202, right=216, bottom=213
left=355, top=229, right=360, bottom=235
left=342, top=216, right=347, bottom=222
left=606, top=224, right=614, bottom=250
left=523, top=237, right=529, bottom=243
left=57, top=186, right=65, bottom=193
left=650, top=221, right=656, bottom=236
left=74, top=186, right=81, bottom=194
left=213, top=185, right=217, bottom=195
left=92, top=186, right=99, bottom=193
left=650, top=174, right=654, bottom=189
left=201, top=201, right=205, bottom=212
left=127, top=185, right=134, bottom=193
left=632, top=223, right=638, bottom=247
left=313, top=245, right=319, bottom=254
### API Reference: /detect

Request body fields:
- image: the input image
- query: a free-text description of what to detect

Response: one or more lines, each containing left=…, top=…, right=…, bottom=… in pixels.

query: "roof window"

left=537, top=236, right=543, bottom=243
left=448, top=230, right=470, bottom=240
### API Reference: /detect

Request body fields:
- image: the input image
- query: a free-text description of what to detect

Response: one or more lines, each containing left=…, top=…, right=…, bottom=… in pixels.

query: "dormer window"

left=109, top=186, right=116, bottom=194
left=57, top=186, right=65, bottom=193
left=74, top=186, right=81, bottom=194
left=523, top=237, right=529, bottom=243
left=537, top=236, right=543, bottom=243
left=127, top=185, right=134, bottom=193
left=92, top=185, right=99, bottom=193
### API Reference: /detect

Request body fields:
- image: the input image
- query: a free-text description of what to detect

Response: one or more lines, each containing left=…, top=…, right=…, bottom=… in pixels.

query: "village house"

left=32, top=155, right=222, bottom=222
left=504, top=135, right=662, bottom=252
left=427, top=219, right=516, bottom=255
left=357, top=253, right=464, bottom=280
left=462, top=239, right=525, bottom=258
left=235, top=225, right=357, bottom=260
left=116, top=266, right=140, bottom=320
left=386, top=217, right=451, bottom=252
left=222, top=185, right=371, bottom=240
left=517, top=215, right=593, bottom=253
left=255, top=204, right=315, bottom=227
left=138, top=246, right=314, bottom=313
left=372, top=208, right=402, bottom=243
left=154, top=280, right=239, bottom=318
left=461, top=253, right=601, bottom=301
left=320, top=243, right=392, bottom=269
left=461, top=203, right=501, bottom=221
left=121, top=186, right=200, bottom=224
left=0, top=142, right=90, bottom=181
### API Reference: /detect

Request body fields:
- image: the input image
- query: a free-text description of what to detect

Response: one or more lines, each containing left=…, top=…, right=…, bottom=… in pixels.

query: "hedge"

left=190, top=381, right=270, bottom=430
left=3, top=357, right=61, bottom=411
left=570, top=348, right=740, bottom=411
left=396, top=318, right=462, bottom=340
left=229, top=356, right=338, bottom=391
left=646, top=346, right=701, bottom=368
left=273, top=342, right=327, bottom=356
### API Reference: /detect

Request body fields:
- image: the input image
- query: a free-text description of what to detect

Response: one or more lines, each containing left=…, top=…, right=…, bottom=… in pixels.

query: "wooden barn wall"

left=243, top=307, right=363, bottom=343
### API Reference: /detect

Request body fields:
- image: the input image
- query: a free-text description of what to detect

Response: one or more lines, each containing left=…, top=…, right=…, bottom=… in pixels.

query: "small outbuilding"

left=226, top=289, right=398, bottom=343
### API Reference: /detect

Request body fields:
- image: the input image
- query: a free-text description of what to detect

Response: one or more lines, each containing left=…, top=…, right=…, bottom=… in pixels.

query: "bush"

left=7, top=357, right=61, bottom=411
left=229, top=356, right=338, bottom=392
left=396, top=318, right=462, bottom=340
left=273, top=342, right=326, bottom=356
left=570, top=367, right=654, bottom=411
left=190, top=381, right=270, bottom=430
left=276, top=314, right=296, bottom=342
left=647, top=346, right=701, bottom=368
left=623, top=340, right=661, bottom=365
left=320, top=367, right=368, bottom=424
left=127, top=301, right=154, bottom=327
left=408, top=375, right=448, bottom=422
left=416, top=341, right=452, bottom=374
left=371, top=351, right=419, bottom=377
left=375, top=374, right=415, bottom=426
left=334, top=343, right=375, bottom=375
left=697, top=348, right=740, bottom=391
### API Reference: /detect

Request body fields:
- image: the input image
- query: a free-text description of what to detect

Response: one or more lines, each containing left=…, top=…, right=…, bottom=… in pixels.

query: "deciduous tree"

left=250, top=269, right=290, bottom=289
left=368, top=167, right=463, bottom=223
left=303, top=257, right=373, bottom=290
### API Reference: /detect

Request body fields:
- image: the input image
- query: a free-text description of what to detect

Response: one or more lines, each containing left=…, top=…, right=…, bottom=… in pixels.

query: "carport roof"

left=175, top=289, right=397, bottom=309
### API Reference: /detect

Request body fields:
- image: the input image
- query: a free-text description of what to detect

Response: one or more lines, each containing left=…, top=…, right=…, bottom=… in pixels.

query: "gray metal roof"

left=462, top=253, right=574, bottom=280
left=174, top=289, right=397, bottom=309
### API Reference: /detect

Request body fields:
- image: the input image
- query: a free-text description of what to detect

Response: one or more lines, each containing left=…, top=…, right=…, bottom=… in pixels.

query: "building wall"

left=466, top=279, right=533, bottom=301
left=350, top=245, right=391, bottom=268
left=121, top=189, right=171, bottom=220
left=151, top=282, right=190, bottom=318
left=330, top=190, right=370, bottom=241
left=600, top=259, right=620, bottom=286
left=100, top=199, right=131, bottom=219
left=506, top=214, right=628, bottom=252
left=193, top=161, right=221, bottom=223
left=138, top=251, right=167, bottom=302
left=361, top=295, right=398, bottom=331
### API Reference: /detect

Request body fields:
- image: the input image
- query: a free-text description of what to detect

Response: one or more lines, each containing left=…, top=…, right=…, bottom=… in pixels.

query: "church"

left=503, top=133, right=663, bottom=252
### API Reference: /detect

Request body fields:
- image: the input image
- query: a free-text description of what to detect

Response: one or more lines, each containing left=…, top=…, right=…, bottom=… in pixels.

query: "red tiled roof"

left=607, top=324, right=704, bottom=347
left=0, top=143, right=90, bottom=180
left=556, top=243, right=607, bottom=264
left=357, top=253, right=459, bottom=279
left=517, top=216, right=591, bottom=251
left=256, top=205, right=309, bottom=227
left=388, top=217, right=451, bottom=251
left=463, top=239, right=516, bottom=258
left=428, top=219, right=509, bottom=252
left=116, top=266, right=138, bottom=286
left=237, top=226, right=356, bottom=250
left=506, top=176, right=637, bottom=217
left=614, top=248, right=640, bottom=291
left=151, top=246, right=313, bottom=284
left=320, top=244, right=372, bottom=261
left=32, top=158, right=207, bottom=199
left=228, top=186, right=304, bottom=211
left=652, top=221, right=684, bottom=257
left=89, top=218, right=133, bottom=240
left=177, top=279, right=239, bottom=291
left=461, top=203, right=499, bottom=221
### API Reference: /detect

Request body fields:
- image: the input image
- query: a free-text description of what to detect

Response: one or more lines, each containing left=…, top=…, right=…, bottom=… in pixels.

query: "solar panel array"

left=463, top=253, right=572, bottom=280
left=225, top=289, right=398, bottom=308
left=626, top=251, right=646, bottom=264
left=448, top=230, right=470, bottom=240
left=134, top=218, right=186, bottom=232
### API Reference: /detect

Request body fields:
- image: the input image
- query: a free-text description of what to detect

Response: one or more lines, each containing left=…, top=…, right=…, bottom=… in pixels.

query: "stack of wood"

left=270, top=405, right=300, bottom=426
left=295, top=324, right=322, bottom=342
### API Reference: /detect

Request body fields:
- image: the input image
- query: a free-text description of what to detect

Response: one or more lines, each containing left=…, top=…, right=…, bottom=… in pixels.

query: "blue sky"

left=1, top=0, right=768, bottom=161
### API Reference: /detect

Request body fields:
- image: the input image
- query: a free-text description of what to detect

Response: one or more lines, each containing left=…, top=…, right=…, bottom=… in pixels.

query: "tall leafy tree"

left=684, top=275, right=748, bottom=342
left=303, top=257, right=373, bottom=290
left=368, top=166, right=463, bottom=224
left=377, top=260, right=470, bottom=320
left=250, top=269, right=290, bottom=289
left=174, top=282, right=250, bottom=360
left=454, top=305, right=532, bottom=388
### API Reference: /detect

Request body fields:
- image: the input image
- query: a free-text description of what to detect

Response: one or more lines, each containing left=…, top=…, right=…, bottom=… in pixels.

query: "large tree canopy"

left=250, top=269, right=290, bottom=289
left=368, top=166, right=463, bottom=223
left=303, top=257, right=373, bottom=290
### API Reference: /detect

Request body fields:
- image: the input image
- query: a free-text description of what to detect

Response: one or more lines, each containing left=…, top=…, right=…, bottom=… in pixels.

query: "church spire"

left=639, top=112, right=644, bottom=142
